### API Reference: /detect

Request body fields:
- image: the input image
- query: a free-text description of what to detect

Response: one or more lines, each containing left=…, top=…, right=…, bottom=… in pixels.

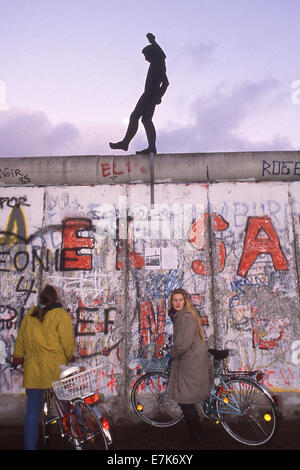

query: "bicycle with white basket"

left=42, top=365, right=112, bottom=450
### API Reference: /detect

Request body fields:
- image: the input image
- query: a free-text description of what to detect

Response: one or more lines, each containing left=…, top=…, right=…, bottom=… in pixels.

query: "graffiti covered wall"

left=0, top=182, right=300, bottom=406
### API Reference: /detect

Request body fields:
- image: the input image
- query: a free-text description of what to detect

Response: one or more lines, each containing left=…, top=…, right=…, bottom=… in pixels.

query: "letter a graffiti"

left=0, top=206, right=27, bottom=246
left=238, top=216, right=288, bottom=277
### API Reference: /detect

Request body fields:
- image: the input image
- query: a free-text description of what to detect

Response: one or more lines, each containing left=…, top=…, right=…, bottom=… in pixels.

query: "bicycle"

left=131, top=348, right=278, bottom=446
left=42, top=365, right=113, bottom=450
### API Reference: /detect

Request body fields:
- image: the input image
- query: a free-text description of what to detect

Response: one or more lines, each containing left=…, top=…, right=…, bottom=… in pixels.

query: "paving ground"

left=0, top=416, right=298, bottom=456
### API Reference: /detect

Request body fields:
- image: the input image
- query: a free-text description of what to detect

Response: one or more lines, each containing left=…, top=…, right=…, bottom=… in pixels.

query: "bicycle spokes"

left=215, top=379, right=276, bottom=445
left=131, top=372, right=183, bottom=427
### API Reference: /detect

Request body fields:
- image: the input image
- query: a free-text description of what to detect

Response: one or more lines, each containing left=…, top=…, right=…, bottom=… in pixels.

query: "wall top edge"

left=0, top=150, right=300, bottom=186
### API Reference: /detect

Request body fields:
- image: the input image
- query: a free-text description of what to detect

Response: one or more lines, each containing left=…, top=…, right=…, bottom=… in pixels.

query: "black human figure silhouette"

left=109, top=33, right=169, bottom=154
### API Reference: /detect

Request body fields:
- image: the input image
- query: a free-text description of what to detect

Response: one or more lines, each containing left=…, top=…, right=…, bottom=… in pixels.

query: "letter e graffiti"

left=238, top=216, right=288, bottom=277
left=60, top=218, right=95, bottom=270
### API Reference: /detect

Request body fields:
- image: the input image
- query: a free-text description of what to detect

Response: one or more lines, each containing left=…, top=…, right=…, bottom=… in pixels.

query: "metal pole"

left=150, top=152, right=154, bottom=207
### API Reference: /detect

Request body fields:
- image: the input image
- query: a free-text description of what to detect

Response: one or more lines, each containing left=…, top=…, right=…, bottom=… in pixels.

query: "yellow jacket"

left=14, top=305, right=75, bottom=389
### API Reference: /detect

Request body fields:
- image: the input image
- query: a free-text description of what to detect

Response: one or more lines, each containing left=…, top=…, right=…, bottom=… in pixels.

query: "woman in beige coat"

left=167, top=288, right=209, bottom=444
left=13, top=285, right=74, bottom=450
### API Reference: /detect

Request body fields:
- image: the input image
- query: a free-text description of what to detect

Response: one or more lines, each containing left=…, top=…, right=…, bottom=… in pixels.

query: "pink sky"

left=0, top=0, right=300, bottom=157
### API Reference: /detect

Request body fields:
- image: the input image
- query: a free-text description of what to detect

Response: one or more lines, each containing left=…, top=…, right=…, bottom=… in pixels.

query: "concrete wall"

left=1, top=152, right=300, bottom=420
left=1, top=150, right=300, bottom=186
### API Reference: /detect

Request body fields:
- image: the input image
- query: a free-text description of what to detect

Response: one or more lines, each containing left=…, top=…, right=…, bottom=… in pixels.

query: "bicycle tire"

left=41, top=389, right=61, bottom=448
left=71, top=400, right=109, bottom=450
left=216, top=378, right=276, bottom=446
left=131, top=371, right=183, bottom=427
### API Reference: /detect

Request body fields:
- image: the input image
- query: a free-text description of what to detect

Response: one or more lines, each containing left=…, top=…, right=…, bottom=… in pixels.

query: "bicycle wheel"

left=131, top=372, right=183, bottom=427
left=216, top=378, right=276, bottom=446
left=41, top=390, right=61, bottom=447
left=70, top=400, right=109, bottom=450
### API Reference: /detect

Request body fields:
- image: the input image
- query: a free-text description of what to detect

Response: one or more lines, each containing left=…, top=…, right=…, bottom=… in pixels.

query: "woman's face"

left=171, top=293, right=185, bottom=311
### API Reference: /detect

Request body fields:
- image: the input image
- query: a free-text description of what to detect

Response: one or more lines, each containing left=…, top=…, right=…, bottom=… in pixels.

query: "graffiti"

left=262, top=160, right=300, bottom=177
left=0, top=168, right=31, bottom=185
left=0, top=184, right=300, bottom=399
left=188, top=213, right=229, bottom=275
left=238, top=216, right=288, bottom=277
left=0, top=247, right=50, bottom=273
left=230, top=273, right=269, bottom=296
left=145, top=270, right=184, bottom=299
left=74, top=298, right=123, bottom=359
left=100, top=160, right=147, bottom=178
left=0, top=205, right=27, bottom=246
left=116, top=217, right=145, bottom=270
left=60, top=218, right=95, bottom=271
left=138, top=295, right=207, bottom=360
left=188, top=214, right=288, bottom=279
left=16, top=277, right=36, bottom=305
left=0, top=305, right=18, bottom=330
left=0, top=196, right=30, bottom=210
left=139, top=299, right=166, bottom=359
left=252, top=306, right=286, bottom=350
left=100, top=161, right=130, bottom=178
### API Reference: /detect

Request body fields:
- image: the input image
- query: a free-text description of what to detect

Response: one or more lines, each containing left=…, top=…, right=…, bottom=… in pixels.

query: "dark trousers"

left=179, top=403, right=202, bottom=439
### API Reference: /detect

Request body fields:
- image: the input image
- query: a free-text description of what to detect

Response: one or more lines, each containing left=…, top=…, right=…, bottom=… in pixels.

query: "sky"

left=1, top=0, right=300, bottom=157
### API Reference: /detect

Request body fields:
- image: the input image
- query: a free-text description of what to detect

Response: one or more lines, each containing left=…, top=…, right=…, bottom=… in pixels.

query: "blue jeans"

left=24, top=389, right=43, bottom=450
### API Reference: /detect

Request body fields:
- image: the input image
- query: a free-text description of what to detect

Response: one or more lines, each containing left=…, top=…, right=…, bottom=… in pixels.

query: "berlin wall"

left=0, top=152, right=300, bottom=418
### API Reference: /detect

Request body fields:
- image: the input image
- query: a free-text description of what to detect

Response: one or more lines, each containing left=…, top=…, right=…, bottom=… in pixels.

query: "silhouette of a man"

left=109, top=33, right=169, bottom=154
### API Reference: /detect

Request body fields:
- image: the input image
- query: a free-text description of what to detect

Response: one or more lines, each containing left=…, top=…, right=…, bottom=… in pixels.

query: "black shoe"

left=109, top=141, right=128, bottom=151
left=136, top=147, right=157, bottom=154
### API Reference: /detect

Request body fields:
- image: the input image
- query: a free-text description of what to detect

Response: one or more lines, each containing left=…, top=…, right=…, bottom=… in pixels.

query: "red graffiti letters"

left=189, top=213, right=229, bottom=275
left=238, top=216, right=288, bottom=277
left=116, top=217, right=145, bottom=270
left=139, top=299, right=165, bottom=358
left=61, top=218, right=95, bottom=270
left=251, top=306, right=285, bottom=350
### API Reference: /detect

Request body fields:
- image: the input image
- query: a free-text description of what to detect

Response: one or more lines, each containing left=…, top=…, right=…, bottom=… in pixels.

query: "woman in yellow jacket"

left=13, top=285, right=75, bottom=450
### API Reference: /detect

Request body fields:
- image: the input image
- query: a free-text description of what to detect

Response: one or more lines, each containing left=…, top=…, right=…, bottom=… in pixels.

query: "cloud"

left=181, top=42, right=216, bottom=70
left=0, top=107, right=123, bottom=157
left=0, top=108, right=79, bottom=157
left=0, top=77, right=294, bottom=158
left=158, top=78, right=295, bottom=153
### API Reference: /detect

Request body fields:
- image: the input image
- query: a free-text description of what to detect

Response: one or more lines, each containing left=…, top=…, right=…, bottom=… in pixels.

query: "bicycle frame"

left=203, top=374, right=245, bottom=419
left=43, top=389, right=81, bottom=444
left=43, top=388, right=112, bottom=448
left=203, top=357, right=277, bottom=421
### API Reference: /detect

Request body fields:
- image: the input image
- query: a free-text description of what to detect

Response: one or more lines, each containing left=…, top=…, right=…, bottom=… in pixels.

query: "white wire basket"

left=52, top=365, right=103, bottom=401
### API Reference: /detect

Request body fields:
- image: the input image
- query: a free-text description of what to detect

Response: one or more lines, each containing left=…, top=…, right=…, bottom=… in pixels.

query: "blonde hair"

left=169, top=288, right=206, bottom=341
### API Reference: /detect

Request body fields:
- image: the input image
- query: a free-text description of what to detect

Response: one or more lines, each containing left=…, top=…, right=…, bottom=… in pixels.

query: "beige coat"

left=14, top=306, right=74, bottom=389
left=167, top=309, right=210, bottom=404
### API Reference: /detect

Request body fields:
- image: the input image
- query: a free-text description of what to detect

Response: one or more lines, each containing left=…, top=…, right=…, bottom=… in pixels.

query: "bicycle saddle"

left=208, top=349, right=230, bottom=360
